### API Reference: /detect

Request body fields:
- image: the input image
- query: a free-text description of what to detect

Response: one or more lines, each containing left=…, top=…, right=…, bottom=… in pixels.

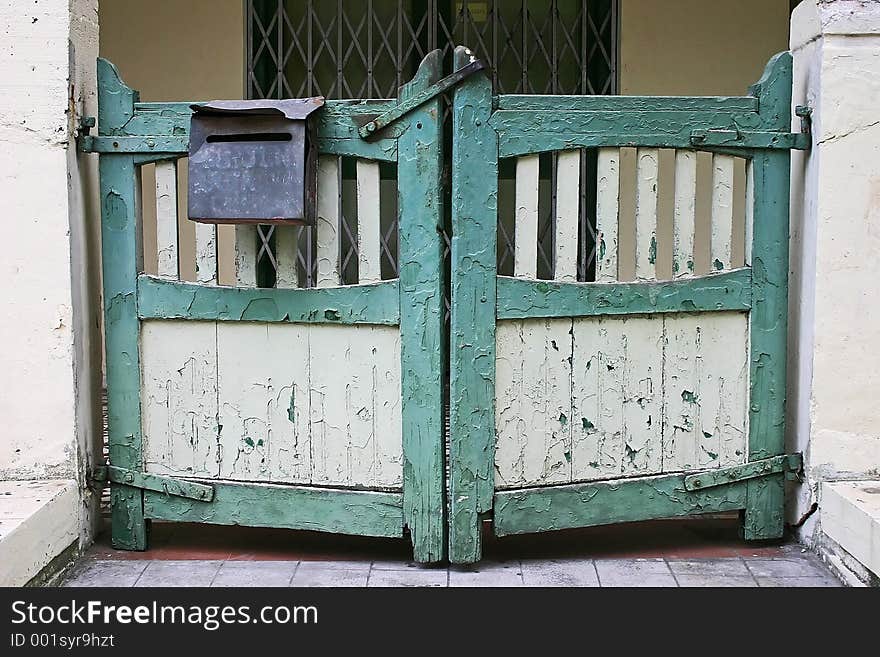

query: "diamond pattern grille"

left=248, top=0, right=617, bottom=286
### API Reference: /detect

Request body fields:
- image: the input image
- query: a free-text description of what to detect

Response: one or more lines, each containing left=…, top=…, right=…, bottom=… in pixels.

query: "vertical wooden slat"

left=234, top=225, right=258, bottom=287
left=195, top=223, right=217, bottom=285
left=672, top=150, right=697, bottom=278
left=154, top=160, right=179, bottom=279
left=316, top=155, right=340, bottom=288
left=275, top=226, right=300, bottom=288
left=710, top=154, right=735, bottom=271
left=356, top=159, right=382, bottom=284
left=97, top=58, right=146, bottom=550
left=450, top=46, right=497, bottom=563
left=744, top=159, right=755, bottom=266
left=595, top=147, right=620, bottom=283
left=554, top=150, right=580, bottom=282
left=635, top=147, right=659, bottom=280
left=514, top=154, right=539, bottom=278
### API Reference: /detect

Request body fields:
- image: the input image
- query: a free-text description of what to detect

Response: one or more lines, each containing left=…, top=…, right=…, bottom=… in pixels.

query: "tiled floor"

left=60, top=516, right=842, bottom=587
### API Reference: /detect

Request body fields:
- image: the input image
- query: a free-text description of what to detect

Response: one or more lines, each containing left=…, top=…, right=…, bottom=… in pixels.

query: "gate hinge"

left=92, top=465, right=215, bottom=502
left=683, top=453, right=803, bottom=492
left=690, top=129, right=811, bottom=150
left=355, top=59, right=485, bottom=139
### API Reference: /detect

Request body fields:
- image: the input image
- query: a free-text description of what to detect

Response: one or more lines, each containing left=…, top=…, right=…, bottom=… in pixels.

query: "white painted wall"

left=0, top=0, right=102, bottom=546
left=788, top=0, right=880, bottom=539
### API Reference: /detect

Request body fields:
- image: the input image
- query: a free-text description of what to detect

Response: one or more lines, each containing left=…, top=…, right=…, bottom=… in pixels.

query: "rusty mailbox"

left=188, top=98, right=324, bottom=225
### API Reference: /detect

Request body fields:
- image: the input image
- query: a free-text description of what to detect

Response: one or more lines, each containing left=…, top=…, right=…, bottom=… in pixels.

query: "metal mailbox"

left=188, top=98, right=324, bottom=225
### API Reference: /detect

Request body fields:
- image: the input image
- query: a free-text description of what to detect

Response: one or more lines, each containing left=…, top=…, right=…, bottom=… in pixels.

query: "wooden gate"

left=89, top=54, right=446, bottom=562
left=448, top=47, right=808, bottom=563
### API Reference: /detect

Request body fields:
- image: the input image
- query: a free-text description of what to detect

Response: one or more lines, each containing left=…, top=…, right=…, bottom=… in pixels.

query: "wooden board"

left=141, top=320, right=403, bottom=489
left=495, top=311, right=749, bottom=487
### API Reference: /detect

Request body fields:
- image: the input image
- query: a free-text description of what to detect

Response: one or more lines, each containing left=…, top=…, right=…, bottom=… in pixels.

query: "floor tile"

left=756, top=576, right=842, bottom=587
left=134, top=560, right=223, bottom=587
left=745, top=558, right=827, bottom=578
left=667, top=559, right=751, bottom=577
left=290, top=567, right=368, bottom=587
left=367, top=568, right=448, bottom=587
left=63, top=561, right=149, bottom=587
left=449, top=562, right=523, bottom=587
left=595, top=558, right=677, bottom=587
left=521, top=559, right=600, bottom=587
left=211, top=561, right=298, bottom=587
left=675, top=575, right=757, bottom=587
left=297, top=560, right=371, bottom=573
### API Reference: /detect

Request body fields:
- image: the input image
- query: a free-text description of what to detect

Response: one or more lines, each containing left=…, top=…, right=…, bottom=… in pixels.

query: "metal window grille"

left=247, top=0, right=618, bottom=285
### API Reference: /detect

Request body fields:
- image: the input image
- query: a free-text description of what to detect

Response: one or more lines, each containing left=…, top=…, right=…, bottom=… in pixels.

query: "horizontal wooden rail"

left=494, top=472, right=749, bottom=536
left=496, top=95, right=759, bottom=113
left=144, top=480, right=404, bottom=538
left=496, top=268, right=752, bottom=320
left=137, top=275, right=401, bottom=325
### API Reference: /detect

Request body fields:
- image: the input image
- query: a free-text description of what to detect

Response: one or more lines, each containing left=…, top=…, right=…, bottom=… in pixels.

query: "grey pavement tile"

left=211, top=561, right=299, bottom=587
left=296, top=560, right=371, bottom=573
left=675, top=575, right=757, bottom=587
left=367, top=568, right=448, bottom=587
left=595, top=558, right=677, bottom=587
left=756, top=576, right=842, bottom=588
left=667, top=559, right=752, bottom=577
left=370, top=559, right=426, bottom=571
left=521, top=559, right=600, bottom=587
left=449, top=562, right=523, bottom=587
left=63, top=561, right=149, bottom=587
left=745, top=557, right=829, bottom=578
left=291, top=567, right=369, bottom=587
left=134, top=560, right=223, bottom=587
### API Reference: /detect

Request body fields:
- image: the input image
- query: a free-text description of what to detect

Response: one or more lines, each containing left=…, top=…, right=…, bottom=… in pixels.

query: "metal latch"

left=92, top=465, right=214, bottom=502
left=684, top=453, right=803, bottom=491
left=355, top=59, right=485, bottom=139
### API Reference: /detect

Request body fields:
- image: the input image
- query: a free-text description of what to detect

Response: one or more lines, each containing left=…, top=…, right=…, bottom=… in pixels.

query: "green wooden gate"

left=89, top=47, right=807, bottom=565
left=447, top=46, right=807, bottom=563
left=88, top=54, right=446, bottom=562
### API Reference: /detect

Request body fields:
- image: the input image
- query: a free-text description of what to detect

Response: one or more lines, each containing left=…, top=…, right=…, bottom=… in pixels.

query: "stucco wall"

left=620, top=0, right=790, bottom=96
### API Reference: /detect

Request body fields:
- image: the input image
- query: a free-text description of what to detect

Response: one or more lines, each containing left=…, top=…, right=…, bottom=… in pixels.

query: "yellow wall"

left=620, top=0, right=791, bottom=95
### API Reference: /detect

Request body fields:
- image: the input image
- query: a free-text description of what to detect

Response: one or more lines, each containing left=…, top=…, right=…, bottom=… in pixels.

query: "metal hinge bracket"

left=684, top=453, right=803, bottom=492
left=92, top=465, right=214, bottom=502
left=691, top=129, right=810, bottom=150
left=355, top=59, right=485, bottom=139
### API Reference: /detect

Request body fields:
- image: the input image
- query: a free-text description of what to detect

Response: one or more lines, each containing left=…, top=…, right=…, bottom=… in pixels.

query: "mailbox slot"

left=188, top=98, right=324, bottom=225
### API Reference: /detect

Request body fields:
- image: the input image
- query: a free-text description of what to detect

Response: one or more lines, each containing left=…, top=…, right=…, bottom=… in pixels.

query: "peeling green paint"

left=558, top=412, right=567, bottom=426
left=581, top=418, right=595, bottom=431
left=649, top=235, right=657, bottom=265
left=681, top=390, right=699, bottom=404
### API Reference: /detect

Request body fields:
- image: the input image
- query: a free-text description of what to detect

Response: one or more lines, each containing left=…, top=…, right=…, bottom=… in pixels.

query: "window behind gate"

left=247, top=0, right=618, bottom=287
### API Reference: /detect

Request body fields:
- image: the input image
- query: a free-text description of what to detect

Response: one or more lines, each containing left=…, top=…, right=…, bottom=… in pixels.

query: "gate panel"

left=449, top=48, right=803, bottom=563
left=93, top=52, right=445, bottom=561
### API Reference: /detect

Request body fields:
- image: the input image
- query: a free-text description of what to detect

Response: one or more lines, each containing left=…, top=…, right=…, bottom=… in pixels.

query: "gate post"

left=97, top=60, right=149, bottom=550
left=449, top=46, right=498, bottom=563
left=742, top=52, right=793, bottom=540
left=397, top=51, right=447, bottom=563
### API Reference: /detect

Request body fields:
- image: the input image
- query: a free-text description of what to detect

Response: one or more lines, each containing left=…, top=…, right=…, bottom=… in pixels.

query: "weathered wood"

left=744, top=159, right=755, bottom=266
left=141, top=320, right=219, bottom=479
left=195, top=222, right=217, bottom=285
left=595, top=148, right=620, bottom=283
left=496, top=95, right=759, bottom=113
left=94, top=465, right=214, bottom=502
left=397, top=49, right=446, bottom=562
left=97, top=58, right=147, bottom=550
left=710, top=154, right=735, bottom=271
left=495, top=319, right=573, bottom=488
left=672, top=150, right=697, bottom=278
left=316, top=155, right=341, bottom=288
left=635, top=148, right=659, bottom=280
left=449, top=47, right=498, bottom=563
left=496, top=268, right=752, bottom=319
left=661, top=312, right=749, bottom=472
left=234, top=225, right=258, bottom=287
left=356, top=159, right=382, bottom=284
left=137, top=275, right=400, bottom=325
left=514, top=154, right=539, bottom=278
left=743, top=52, right=792, bottom=541
left=144, top=481, right=404, bottom=538
left=154, top=160, right=179, bottom=279
left=493, top=473, right=749, bottom=535
left=275, top=226, right=301, bottom=288
left=554, top=150, right=580, bottom=282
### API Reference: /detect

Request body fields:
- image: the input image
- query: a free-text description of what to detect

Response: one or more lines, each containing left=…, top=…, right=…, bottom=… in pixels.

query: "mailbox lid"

left=190, top=98, right=324, bottom=120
